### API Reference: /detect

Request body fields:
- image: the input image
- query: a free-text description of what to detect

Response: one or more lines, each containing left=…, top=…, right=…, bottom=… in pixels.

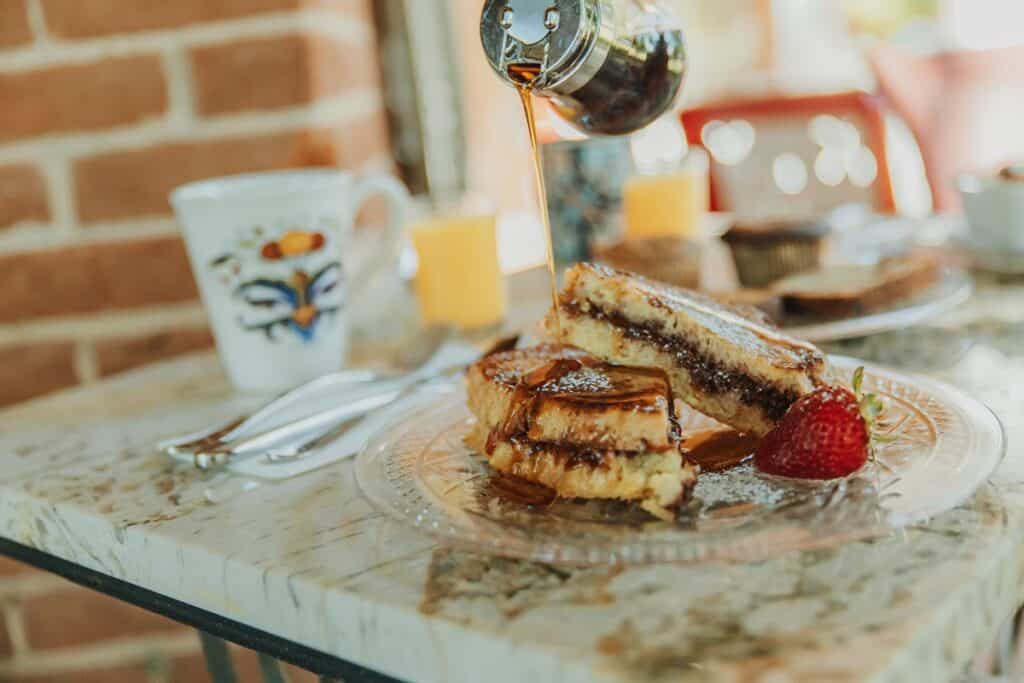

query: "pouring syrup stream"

left=509, top=64, right=562, bottom=338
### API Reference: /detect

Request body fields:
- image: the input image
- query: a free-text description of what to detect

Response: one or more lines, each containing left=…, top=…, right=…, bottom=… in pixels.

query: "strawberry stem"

left=859, top=394, right=884, bottom=423
left=852, top=366, right=865, bottom=396
left=850, top=366, right=892, bottom=465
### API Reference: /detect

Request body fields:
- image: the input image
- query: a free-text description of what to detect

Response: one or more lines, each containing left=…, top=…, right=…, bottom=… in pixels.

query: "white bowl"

left=957, top=172, right=1024, bottom=252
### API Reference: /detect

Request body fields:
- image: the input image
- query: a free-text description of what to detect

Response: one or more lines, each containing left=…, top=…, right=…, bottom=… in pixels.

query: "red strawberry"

left=754, top=368, right=882, bottom=480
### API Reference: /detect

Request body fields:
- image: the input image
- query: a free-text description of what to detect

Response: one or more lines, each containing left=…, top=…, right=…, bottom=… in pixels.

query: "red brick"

left=0, top=245, right=102, bottom=321
left=6, top=662, right=150, bottom=683
left=74, top=133, right=312, bottom=223
left=0, top=164, right=49, bottom=229
left=0, top=610, right=11, bottom=658
left=0, top=556, right=30, bottom=575
left=0, top=342, right=77, bottom=406
left=91, top=236, right=199, bottom=310
left=280, top=662, right=320, bottom=683
left=191, top=33, right=377, bottom=117
left=73, top=124, right=388, bottom=223
left=96, top=327, right=213, bottom=377
left=313, top=0, right=375, bottom=22
left=288, top=120, right=391, bottom=170
left=40, top=0, right=302, bottom=38
left=22, top=584, right=187, bottom=650
left=0, top=0, right=32, bottom=47
left=0, top=236, right=198, bottom=323
left=0, top=56, right=167, bottom=143
left=173, top=646, right=319, bottom=683
left=2, top=637, right=321, bottom=683
left=173, top=648, right=261, bottom=683
left=333, top=115, right=391, bottom=169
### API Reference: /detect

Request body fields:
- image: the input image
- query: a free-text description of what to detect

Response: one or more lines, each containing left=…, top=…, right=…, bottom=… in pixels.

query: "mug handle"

left=344, top=173, right=410, bottom=293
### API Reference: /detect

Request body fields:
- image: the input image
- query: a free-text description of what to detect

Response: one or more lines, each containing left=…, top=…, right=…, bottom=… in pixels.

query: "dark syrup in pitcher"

left=551, top=29, right=686, bottom=135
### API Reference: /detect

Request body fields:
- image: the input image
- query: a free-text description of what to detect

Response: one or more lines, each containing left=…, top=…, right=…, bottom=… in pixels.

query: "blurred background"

left=1, top=0, right=1023, bottom=403
left=0, top=1, right=1022, bottom=679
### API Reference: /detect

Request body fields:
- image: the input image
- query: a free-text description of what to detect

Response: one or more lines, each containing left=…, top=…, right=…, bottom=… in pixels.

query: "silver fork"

left=160, top=325, right=453, bottom=457
left=159, top=368, right=377, bottom=456
left=199, top=334, right=522, bottom=503
left=191, top=383, right=406, bottom=469
left=187, top=343, right=477, bottom=469
left=264, top=416, right=363, bottom=463
left=255, top=334, right=521, bottom=465
left=262, top=370, right=463, bottom=463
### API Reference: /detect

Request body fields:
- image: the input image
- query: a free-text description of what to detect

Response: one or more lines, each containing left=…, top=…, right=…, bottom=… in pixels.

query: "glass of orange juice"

left=623, top=148, right=710, bottom=240
left=409, top=199, right=506, bottom=331
left=624, top=116, right=710, bottom=240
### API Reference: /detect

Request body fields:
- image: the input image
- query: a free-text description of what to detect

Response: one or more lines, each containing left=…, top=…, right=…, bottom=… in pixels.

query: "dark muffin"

left=721, top=219, right=830, bottom=288
left=593, top=236, right=702, bottom=289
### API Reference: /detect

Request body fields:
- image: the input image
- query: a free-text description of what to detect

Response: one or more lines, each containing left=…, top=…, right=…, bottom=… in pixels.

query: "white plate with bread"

left=776, top=259, right=973, bottom=342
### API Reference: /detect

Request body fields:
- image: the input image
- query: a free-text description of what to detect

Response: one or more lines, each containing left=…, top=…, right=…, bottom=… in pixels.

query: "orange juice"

left=410, top=213, right=506, bottom=330
left=623, top=168, right=708, bottom=239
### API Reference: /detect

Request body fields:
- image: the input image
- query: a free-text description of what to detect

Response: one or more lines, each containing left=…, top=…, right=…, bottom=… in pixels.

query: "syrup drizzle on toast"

left=485, top=351, right=681, bottom=456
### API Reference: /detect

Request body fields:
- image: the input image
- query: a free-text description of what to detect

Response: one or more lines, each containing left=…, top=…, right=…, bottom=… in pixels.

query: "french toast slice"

left=545, top=263, right=830, bottom=436
left=465, top=344, right=696, bottom=520
left=464, top=425, right=696, bottom=521
left=467, top=344, right=677, bottom=452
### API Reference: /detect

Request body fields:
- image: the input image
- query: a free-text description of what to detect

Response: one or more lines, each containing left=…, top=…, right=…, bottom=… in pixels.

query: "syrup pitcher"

left=480, top=0, right=687, bottom=136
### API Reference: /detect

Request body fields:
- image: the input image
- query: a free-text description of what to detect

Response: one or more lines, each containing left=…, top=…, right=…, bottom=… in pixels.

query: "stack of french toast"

left=466, top=263, right=833, bottom=519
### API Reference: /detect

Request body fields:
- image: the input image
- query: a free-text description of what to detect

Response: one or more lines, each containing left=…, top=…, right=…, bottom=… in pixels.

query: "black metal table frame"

left=0, top=538, right=401, bottom=683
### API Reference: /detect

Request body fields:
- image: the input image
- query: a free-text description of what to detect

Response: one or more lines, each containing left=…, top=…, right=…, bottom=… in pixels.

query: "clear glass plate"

left=355, top=358, right=1005, bottom=565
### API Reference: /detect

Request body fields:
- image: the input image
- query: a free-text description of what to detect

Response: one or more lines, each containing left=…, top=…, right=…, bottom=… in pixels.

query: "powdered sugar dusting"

left=693, top=463, right=788, bottom=509
left=542, top=367, right=615, bottom=394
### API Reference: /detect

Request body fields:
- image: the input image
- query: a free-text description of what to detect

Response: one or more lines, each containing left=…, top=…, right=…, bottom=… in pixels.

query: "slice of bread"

left=464, top=424, right=697, bottom=521
left=466, top=344, right=678, bottom=453
left=775, top=254, right=941, bottom=319
left=545, top=263, right=830, bottom=436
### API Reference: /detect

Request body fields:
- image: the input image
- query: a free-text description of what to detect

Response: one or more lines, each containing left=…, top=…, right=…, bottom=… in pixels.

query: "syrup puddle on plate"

left=681, top=429, right=759, bottom=473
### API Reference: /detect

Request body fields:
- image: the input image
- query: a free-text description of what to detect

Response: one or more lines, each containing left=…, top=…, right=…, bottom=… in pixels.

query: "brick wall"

left=0, top=1, right=392, bottom=680
left=0, top=0, right=392, bottom=407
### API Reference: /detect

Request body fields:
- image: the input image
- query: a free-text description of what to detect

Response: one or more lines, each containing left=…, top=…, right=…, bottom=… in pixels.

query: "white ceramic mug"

left=171, top=169, right=408, bottom=392
left=958, top=172, right=1024, bottom=252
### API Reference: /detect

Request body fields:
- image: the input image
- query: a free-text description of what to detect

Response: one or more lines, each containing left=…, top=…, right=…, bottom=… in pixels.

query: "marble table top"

left=1, top=273, right=1023, bottom=683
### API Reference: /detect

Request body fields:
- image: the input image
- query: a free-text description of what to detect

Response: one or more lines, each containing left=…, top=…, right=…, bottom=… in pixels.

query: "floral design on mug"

left=260, top=230, right=326, bottom=260
left=235, top=262, right=341, bottom=341
left=207, top=223, right=344, bottom=344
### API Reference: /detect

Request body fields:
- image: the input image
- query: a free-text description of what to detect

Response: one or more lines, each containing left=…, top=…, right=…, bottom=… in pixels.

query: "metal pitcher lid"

left=481, top=0, right=594, bottom=87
